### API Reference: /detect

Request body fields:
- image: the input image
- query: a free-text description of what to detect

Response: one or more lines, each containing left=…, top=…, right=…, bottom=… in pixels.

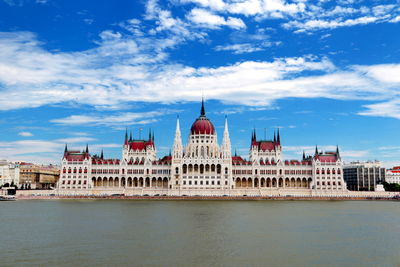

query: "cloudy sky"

left=0, top=0, right=399, bottom=166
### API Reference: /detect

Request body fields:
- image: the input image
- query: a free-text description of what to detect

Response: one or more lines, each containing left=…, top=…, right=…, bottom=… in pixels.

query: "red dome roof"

left=191, top=117, right=215, bottom=135
left=190, top=98, right=215, bottom=135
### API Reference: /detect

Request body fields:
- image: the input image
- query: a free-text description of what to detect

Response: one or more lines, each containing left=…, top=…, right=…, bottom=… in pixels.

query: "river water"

left=1, top=200, right=399, bottom=267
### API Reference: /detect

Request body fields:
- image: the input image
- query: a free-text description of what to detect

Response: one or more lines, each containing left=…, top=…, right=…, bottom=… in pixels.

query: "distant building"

left=0, top=160, right=20, bottom=187
left=386, top=166, right=400, bottom=184
left=343, top=161, right=385, bottom=191
left=58, top=100, right=347, bottom=195
left=19, top=163, right=60, bottom=189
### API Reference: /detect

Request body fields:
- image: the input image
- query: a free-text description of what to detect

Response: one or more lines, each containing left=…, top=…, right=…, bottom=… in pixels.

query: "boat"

left=0, top=195, right=16, bottom=201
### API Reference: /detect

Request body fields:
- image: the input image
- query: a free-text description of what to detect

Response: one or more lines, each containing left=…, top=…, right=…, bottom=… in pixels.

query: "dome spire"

left=200, top=97, right=205, bottom=116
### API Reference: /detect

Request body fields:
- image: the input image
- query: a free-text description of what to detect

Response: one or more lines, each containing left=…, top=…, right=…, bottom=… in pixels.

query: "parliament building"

left=58, top=100, right=347, bottom=195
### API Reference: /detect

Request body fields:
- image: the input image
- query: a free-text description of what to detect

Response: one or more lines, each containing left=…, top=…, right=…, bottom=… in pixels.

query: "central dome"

left=190, top=99, right=215, bottom=135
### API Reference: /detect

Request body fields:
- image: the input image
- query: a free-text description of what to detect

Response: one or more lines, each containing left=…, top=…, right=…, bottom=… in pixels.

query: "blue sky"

left=0, top=0, right=399, bottom=166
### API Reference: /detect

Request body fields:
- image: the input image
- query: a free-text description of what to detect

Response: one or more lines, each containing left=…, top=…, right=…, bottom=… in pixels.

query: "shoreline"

left=16, top=195, right=400, bottom=201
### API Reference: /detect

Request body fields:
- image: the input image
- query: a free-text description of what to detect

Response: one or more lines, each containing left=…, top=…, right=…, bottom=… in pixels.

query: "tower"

left=172, top=116, right=183, bottom=159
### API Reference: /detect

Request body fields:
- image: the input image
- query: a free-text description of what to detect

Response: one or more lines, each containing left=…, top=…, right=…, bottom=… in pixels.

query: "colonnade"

left=92, top=177, right=169, bottom=189
left=234, top=177, right=312, bottom=188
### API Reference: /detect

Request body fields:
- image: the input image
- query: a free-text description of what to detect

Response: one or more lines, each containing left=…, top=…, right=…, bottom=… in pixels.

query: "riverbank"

left=17, top=194, right=400, bottom=201
left=14, top=188, right=400, bottom=200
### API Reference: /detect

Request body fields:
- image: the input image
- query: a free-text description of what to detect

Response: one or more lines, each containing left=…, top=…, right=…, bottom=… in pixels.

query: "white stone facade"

left=0, top=160, right=20, bottom=187
left=386, top=167, right=400, bottom=184
left=58, top=101, right=347, bottom=194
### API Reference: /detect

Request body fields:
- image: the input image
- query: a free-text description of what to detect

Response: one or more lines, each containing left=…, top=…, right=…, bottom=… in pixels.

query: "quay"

left=15, top=189, right=400, bottom=201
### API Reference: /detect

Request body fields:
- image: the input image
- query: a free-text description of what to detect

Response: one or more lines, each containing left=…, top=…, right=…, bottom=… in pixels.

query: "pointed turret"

left=148, top=128, right=152, bottom=140
left=200, top=97, right=205, bottom=116
left=336, top=145, right=340, bottom=158
left=124, top=128, right=128, bottom=145
left=302, top=150, right=306, bottom=160
left=85, top=144, right=89, bottom=153
left=172, top=116, right=183, bottom=159
left=64, top=144, right=68, bottom=154
left=222, top=115, right=232, bottom=159
left=100, top=150, right=104, bottom=159
left=273, top=131, right=276, bottom=143
left=315, top=145, right=318, bottom=155
left=277, top=128, right=281, bottom=145
left=129, top=131, right=132, bottom=142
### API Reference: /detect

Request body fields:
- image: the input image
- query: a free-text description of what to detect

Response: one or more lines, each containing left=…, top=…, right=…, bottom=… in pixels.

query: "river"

left=1, top=200, right=399, bottom=266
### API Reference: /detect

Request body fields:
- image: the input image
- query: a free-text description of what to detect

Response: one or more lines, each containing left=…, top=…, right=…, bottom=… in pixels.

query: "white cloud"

left=215, top=43, right=267, bottom=54
left=180, top=0, right=399, bottom=32
left=358, top=100, right=400, bottom=120
left=18, top=131, right=33, bottom=137
left=187, top=8, right=246, bottom=29
left=0, top=31, right=399, bottom=116
left=50, top=109, right=179, bottom=126
left=355, top=64, right=400, bottom=83
left=56, top=137, right=97, bottom=143
left=0, top=138, right=120, bottom=165
left=390, top=15, right=400, bottom=23
left=283, top=16, right=380, bottom=31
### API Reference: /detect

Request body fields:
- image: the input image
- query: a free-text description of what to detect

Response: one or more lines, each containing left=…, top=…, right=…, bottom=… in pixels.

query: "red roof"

left=158, top=155, right=172, bottom=164
left=258, top=141, right=276, bottom=151
left=64, top=152, right=89, bottom=161
left=128, top=139, right=154, bottom=151
left=92, top=158, right=120, bottom=165
left=191, top=117, right=215, bottom=135
left=314, top=154, right=338, bottom=162
left=232, top=156, right=251, bottom=165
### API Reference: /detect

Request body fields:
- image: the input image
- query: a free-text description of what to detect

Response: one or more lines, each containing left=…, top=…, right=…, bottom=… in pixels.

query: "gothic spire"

left=172, top=116, right=183, bottom=159
left=100, top=149, right=104, bottom=159
left=315, top=145, right=318, bottom=155
left=222, top=116, right=231, bottom=158
left=302, top=150, right=306, bottom=160
left=129, top=131, right=132, bottom=142
left=273, top=131, right=276, bottom=143
left=277, top=128, right=281, bottom=144
left=85, top=144, right=89, bottom=153
left=64, top=144, right=68, bottom=153
left=336, top=145, right=340, bottom=157
left=125, top=128, right=128, bottom=144
left=200, top=97, right=205, bottom=116
left=148, top=128, right=152, bottom=140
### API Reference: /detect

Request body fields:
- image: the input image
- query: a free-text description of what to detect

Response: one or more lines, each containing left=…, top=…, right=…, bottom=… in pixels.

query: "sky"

left=0, top=0, right=399, bottom=167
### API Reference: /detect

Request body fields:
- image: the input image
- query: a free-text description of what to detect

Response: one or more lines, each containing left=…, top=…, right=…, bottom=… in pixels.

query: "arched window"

left=225, top=167, right=228, bottom=174
left=175, top=167, right=179, bottom=174
left=183, top=164, right=187, bottom=174
left=316, top=168, right=320, bottom=174
left=217, top=164, right=221, bottom=174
